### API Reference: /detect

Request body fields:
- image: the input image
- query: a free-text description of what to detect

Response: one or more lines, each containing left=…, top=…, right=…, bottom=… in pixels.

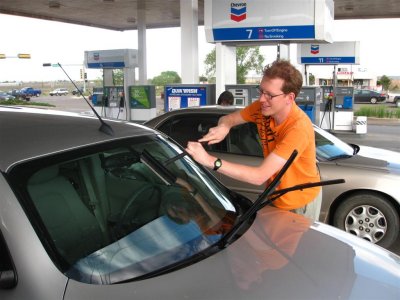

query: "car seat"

left=27, top=165, right=105, bottom=264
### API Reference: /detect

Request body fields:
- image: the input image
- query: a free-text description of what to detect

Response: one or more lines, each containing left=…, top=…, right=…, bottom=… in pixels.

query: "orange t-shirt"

left=240, top=101, right=321, bottom=210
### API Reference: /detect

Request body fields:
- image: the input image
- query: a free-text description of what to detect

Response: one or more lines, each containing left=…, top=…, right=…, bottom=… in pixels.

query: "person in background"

left=186, top=60, right=322, bottom=221
left=217, top=90, right=234, bottom=106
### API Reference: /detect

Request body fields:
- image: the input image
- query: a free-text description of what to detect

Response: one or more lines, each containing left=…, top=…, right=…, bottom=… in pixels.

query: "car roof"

left=0, top=106, right=155, bottom=172
left=144, top=105, right=243, bottom=124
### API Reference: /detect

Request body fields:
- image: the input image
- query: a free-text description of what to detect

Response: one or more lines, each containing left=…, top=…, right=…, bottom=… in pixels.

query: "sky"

left=1, top=13, right=400, bottom=83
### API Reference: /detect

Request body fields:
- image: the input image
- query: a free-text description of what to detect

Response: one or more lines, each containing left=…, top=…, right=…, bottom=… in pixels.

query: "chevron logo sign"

left=230, top=2, right=247, bottom=22
left=310, top=45, right=319, bottom=54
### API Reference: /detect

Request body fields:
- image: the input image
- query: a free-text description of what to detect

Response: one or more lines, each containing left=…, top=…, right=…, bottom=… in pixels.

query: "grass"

left=0, top=99, right=55, bottom=107
left=354, top=105, right=400, bottom=119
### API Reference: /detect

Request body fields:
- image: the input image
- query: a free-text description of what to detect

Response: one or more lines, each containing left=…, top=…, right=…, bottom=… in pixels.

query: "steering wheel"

left=113, top=184, right=161, bottom=238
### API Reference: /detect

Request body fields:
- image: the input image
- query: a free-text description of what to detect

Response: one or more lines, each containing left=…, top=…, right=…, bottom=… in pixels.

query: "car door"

left=156, top=113, right=265, bottom=201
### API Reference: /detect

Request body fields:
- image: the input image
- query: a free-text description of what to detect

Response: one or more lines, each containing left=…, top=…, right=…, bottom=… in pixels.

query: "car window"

left=156, top=114, right=263, bottom=157
left=7, top=135, right=241, bottom=284
left=228, top=123, right=263, bottom=157
left=156, top=114, right=228, bottom=152
left=314, top=126, right=354, bottom=161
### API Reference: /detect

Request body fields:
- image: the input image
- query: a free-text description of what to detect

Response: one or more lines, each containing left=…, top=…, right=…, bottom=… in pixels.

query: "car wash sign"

left=298, top=41, right=360, bottom=64
left=204, top=0, right=333, bottom=43
left=164, top=86, right=208, bottom=111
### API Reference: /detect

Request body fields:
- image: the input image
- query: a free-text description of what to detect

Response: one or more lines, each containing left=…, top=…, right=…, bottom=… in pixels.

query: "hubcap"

left=344, top=205, right=387, bottom=243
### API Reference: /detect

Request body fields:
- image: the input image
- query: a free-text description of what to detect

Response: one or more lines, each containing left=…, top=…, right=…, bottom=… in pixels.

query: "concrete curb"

left=366, top=117, right=400, bottom=126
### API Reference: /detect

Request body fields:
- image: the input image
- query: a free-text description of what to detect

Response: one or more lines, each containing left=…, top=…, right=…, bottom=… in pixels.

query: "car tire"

left=396, top=98, right=400, bottom=108
left=333, top=192, right=399, bottom=248
left=370, top=97, right=378, bottom=104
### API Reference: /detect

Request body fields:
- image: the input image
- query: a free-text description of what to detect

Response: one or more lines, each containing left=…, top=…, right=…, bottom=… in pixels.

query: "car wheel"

left=370, top=97, right=378, bottom=104
left=333, top=192, right=399, bottom=248
left=396, top=99, right=400, bottom=108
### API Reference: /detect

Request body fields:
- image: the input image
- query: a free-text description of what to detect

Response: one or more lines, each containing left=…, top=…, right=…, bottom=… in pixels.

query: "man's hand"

left=198, top=124, right=230, bottom=145
left=186, top=141, right=215, bottom=169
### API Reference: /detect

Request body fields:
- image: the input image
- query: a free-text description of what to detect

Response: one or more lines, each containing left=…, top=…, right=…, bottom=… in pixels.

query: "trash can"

left=354, top=116, right=367, bottom=134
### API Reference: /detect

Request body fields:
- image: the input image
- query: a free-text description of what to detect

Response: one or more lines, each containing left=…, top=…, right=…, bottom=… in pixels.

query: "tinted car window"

left=157, top=114, right=263, bottom=157
left=157, top=114, right=227, bottom=152
left=7, top=135, right=240, bottom=284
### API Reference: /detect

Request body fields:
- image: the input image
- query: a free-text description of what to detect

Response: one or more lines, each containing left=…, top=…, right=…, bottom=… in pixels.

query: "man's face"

left=258, top=77, right=289, bottom=117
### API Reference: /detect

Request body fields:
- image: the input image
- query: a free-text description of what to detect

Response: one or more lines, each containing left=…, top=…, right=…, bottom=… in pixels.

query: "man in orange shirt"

left=185, top=60, right=322, bottom=220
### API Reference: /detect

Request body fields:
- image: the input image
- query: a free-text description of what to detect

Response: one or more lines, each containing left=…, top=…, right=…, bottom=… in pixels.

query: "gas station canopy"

left=1, top=0, right=399, bottom=31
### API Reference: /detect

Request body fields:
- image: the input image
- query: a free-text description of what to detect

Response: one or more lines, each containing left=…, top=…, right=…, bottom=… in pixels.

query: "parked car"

left=144, top=105, right=400, bottom=249
left=387, top=92, right=400, bottom=107
left=49, top=88, right=69, bottom=96
left=6, top=89, right=22, bottom=98
left=1, top=106, right=400, bottom=299
left=20, top=87, right=41, bottom=97
left=353, top=89, right=387, bottom=104
left=0, top=90, right=15, bottom=100
left=71, top=87, right=84, bottom=95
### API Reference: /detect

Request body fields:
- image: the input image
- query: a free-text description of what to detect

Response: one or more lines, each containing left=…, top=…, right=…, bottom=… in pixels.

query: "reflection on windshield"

left=20, top=135, right=238, bottom=284
left=314, top=126, right=354, bottom=161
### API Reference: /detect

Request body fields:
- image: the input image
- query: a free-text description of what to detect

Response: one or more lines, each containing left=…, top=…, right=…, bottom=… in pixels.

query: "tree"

left=111, top=69, right=124, bottom=86
left=377, top=75, right=391, bottom=91
left=204, top=46, right=265, bottom=84
left=150, top=71, right=181, bottom=86
left=308, top=73, right=315, bottom=85
left=199, top=75, right=208, bottom=82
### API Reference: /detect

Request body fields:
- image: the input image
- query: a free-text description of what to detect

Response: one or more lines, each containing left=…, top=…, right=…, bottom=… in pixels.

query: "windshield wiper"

left=219, top=149, right=298, bottom=248
left=327, top=154, right=353, bottom=161
left=140, top=149, right=177, bottom=185
left=219, top=150, right=346, bottom=248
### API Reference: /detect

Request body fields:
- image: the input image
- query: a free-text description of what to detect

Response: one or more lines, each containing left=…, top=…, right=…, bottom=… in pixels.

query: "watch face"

left=214, top=158, right=222, bottom=170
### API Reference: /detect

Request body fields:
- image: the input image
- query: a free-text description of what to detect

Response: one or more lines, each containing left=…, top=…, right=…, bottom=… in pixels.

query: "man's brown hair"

left=263, top=60, right=303, bottom=97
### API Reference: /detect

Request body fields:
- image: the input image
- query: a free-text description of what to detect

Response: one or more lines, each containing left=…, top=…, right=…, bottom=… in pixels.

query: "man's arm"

left=185, top=142, right=287, bottom=186
left=198, top=110, right=245, bottom=145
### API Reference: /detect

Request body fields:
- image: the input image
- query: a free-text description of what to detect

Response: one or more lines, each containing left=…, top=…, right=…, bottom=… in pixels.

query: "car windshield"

left=8, top=134, right=240, bottom=284
left=314, top=126, right=355, bottom=161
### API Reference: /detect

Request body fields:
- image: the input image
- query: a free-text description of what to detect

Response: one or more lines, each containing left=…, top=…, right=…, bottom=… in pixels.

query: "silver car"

left=144, top=105, right=400, bottom=249
left=1, top=106, right=400, bottom=299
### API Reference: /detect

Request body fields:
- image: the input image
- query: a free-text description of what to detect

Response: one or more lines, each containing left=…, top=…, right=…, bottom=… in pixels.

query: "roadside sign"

left=298, top=41, right=360, bottom=65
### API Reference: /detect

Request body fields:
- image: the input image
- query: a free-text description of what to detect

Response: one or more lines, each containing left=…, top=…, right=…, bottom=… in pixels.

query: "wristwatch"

left=213, top=158, right=222, bottom=171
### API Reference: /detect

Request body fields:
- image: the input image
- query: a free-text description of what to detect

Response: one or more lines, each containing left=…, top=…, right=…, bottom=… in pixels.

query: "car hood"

left=64, top=207, right=400, bottom=299
left=335, top=145, right=400, bottom=174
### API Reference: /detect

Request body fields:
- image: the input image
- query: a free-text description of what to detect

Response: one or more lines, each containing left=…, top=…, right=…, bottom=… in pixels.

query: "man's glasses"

left=257, top=87, right=285, bottom=100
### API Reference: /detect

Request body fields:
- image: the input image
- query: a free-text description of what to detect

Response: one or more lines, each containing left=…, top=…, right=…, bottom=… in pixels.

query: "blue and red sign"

left=230, top=2, right=247, bottom=22
left=310, top=45, right=319, bottom=54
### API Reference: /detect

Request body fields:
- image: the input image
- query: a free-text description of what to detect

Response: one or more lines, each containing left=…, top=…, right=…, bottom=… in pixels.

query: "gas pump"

left=225, top=84, right=259, bottom=106
left=102, top=85, right=125, bottom=119
left=295, top=86, right=322, bottom=125
left=332, top=86, right=354, bottom=131
left=84, top=49, right=157, bottom=122
left=319, top=86, right=354, bottom=131
left=320, top=85, right=334, bottom=129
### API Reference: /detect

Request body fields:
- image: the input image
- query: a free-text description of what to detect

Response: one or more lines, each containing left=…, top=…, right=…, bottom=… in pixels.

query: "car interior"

left=22, top=137, right=235, bottom=283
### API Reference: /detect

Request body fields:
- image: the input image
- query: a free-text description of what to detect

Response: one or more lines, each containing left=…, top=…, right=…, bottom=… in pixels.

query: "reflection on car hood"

left=65, top=207, right=400, bottom=299
left=336, top=145, right=400, bottom=173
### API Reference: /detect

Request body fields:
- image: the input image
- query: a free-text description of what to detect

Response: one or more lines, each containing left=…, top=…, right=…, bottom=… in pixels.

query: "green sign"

left=129, top=86, right=150, bottom=109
